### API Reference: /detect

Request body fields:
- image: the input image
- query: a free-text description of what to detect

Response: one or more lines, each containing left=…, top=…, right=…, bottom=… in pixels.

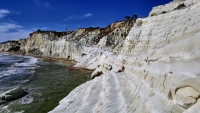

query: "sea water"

left=0, top=54, right=91, bottom=113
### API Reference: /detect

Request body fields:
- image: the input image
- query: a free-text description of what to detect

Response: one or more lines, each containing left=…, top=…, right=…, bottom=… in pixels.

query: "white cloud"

left=0, top=8, right=44, bottom=42
left=41, top=27, right=48, bottom=30
left=0, top=23, right=22, bottom=32
left=83, top=13, right=92, bottom=17
left=0, top=9, right=10, bottom=18
left=0, top=22, right=31, bottom=42
left=0, top=29, right=33, bottom=42
left=64, top=13, right=92, bottom=21
left=64, top=15, right=76, bottom=21
left=0, top=22, right=48, bottom=42
left=0, top=9, right=20, bottom=19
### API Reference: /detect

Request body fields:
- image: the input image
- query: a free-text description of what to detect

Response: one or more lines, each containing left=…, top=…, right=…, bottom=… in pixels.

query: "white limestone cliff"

left=0, top=0, right=200, bottom=112
left=49, top=0, right=200, bottom=113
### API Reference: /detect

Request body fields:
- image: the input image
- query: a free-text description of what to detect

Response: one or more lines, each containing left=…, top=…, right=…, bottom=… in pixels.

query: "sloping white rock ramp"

left=49, top=71, right=189, bottom=113
left=49, top=72, right=164, bottom=113
left=50, top=0, right=200, bottom=113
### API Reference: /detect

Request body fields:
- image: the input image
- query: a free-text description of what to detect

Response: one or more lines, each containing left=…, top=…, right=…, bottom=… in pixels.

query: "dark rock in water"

left=0, top=87, right=25, bottom=104
left=0, top=100, right=7, bottom=104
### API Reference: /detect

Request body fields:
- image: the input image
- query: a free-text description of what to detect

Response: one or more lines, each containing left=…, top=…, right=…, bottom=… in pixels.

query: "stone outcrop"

left=0, top=87, right=25, bottom=105
left=0, top=20, right=134, bottom=65
left=174, top=87, right=200, bottom=108
left=0, top=39, right=27, bottom=54
left=149, top=0, right=197, bottom=17
left=1, top=0, right=200, bottom=112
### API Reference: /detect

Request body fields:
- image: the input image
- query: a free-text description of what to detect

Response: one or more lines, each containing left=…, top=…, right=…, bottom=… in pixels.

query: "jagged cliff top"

left=25, top=19, right=135, bottom=44
left=29, top=30, right=73, bottom=37
left=149, top=0, right=197, bottom=17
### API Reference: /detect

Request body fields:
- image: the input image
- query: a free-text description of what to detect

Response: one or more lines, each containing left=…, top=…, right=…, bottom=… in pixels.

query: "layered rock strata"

left=1, top=0, right=200, bottom=112
left=0, top=20, right=133, bottom=62
left=50, top=0, right=200, bottom=112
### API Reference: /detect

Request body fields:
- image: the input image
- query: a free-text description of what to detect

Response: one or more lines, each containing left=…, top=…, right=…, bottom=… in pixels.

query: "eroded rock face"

left=184, top=99, right=200, bottom=113
left=0, top=20, right=133, bottom=63
left=1, top=0, right=200, bottom=113
left=149, top=0, right=199, bottom=17
left=50, top=0, right=200, bottom=113
left=174, top=87, right=200, bottom=108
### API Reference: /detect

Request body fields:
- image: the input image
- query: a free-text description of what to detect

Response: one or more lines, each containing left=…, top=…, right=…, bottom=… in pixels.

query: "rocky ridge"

left=0, top=19, right=133, bottom=68
left=1, top=0, right=200, bottom=112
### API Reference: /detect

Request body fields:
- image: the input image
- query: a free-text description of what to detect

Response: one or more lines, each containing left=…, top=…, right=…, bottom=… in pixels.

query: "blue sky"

left=0, top=0, right=171, bottom=42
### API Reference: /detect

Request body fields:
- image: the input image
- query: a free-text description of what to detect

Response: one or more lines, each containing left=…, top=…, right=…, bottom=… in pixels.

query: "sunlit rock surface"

left=49, top=0, right=200, bottom=113
left=1, top=0, right=200, bottom=112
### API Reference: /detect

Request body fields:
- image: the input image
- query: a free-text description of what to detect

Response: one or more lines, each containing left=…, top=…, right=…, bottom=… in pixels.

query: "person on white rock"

left=117, top=66, right=125, bottom=73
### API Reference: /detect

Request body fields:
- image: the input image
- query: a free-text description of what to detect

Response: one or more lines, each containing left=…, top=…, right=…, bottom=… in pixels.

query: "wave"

left=21, top=95, right=34, bottom=104
left=0, top=105, right=9, bottom=113
left=0, top=55, right=39, bottom=78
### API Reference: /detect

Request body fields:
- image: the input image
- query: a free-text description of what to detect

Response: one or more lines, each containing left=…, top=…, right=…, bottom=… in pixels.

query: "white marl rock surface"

left=0, top=0, right=200, bottom=112
left=49, top=0, right=200, bottom=113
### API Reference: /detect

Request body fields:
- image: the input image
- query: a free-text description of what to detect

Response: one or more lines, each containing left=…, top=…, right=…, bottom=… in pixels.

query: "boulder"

left=0, top=100, right=7, bottom=104
left=0, top=87, right=25, bottom=102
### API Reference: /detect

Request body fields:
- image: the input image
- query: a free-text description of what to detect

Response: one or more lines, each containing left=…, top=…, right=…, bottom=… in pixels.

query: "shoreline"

left=0, top=54, right=93, bottom=113
left=0, top=52, right=94, bottom=73
left=35, top=56, right=77, bottom=64
left=34, top=56, right=94, bottom=72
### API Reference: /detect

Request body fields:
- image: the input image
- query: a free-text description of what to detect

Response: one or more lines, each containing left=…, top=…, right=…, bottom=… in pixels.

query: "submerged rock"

left=0, top=87, right=25, bottom=104
left=0, top=100, right=7, bottom=104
